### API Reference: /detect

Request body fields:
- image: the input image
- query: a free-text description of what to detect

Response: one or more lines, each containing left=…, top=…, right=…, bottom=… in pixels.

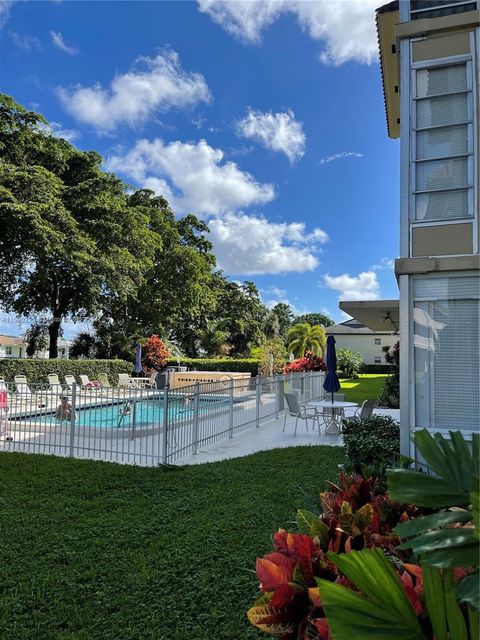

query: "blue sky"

left=1, top=0, right=400, bottom=337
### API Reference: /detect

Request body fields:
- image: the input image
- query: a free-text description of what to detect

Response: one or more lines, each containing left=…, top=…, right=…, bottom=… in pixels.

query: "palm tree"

left=286, top=322, right=326, bottom=358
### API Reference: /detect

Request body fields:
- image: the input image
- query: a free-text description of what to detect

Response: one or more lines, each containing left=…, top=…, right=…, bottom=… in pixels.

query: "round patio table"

left=307, top=400, right=358, bottom=435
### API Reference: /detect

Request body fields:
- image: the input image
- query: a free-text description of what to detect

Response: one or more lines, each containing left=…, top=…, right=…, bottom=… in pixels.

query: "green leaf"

left=456, top=573, right=480, bottom=611
left=395, top=510, right=471, bottom=539
left=468, top=606, right=479, bottom=639
left=388, top=430, right=475, bottom=508
left=296, top=509, right=329, bottom=545
left=422, top=563, right=447, bottom=640
left=317, top=549, right=423, bottom=639
left=444, top=569, right=468, bottom=640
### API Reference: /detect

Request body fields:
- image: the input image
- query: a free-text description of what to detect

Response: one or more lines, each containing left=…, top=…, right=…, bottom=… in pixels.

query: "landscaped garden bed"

left=0, top=446, right=343, bottom=639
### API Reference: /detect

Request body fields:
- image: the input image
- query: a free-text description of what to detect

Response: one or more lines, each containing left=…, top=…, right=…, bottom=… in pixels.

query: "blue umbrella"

left=134, top=343, right=142, bottom=375
left=323, top=335, right=340, bottom=403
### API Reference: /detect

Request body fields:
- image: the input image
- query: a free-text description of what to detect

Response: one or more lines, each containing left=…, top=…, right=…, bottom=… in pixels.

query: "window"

left=374, top=357, right=382, bottom=364
left=410, top=1, right=478, bottom=20
left=413, top=274, right=480, bottom=432
left=374, top=338, right=381, bottom=345
left=411, top=59, right=474, bottom=222
left=5, top=346, right=12, bottom=356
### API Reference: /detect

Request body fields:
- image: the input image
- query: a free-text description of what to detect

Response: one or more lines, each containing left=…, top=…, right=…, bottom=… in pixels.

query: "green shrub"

left=166, top=358, right=260, bottom=376
left=360, top=364, right=395, bottom=374
left=336, top=348, right=363, bottom=378
left=0, top=359, right=133, bottom=384
left=379, top=374, right=399, bottom=408
left=342, top=415, right=400, bottom=474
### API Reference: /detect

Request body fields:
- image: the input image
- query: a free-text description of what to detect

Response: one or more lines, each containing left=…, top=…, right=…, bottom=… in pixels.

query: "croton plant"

left=248, top=430, right=479, bottom=640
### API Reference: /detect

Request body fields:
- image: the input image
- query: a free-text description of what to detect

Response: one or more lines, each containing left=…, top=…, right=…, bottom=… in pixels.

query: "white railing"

left=0, top=371, right=326, bottom=466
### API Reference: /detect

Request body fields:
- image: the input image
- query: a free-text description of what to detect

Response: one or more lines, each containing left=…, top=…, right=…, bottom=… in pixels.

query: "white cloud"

left=48, top=121, right=80, bottom=143
left=207, top=212, right=328, bottom=275
left=197, top=0, right=379, bottom=65
left=318, top=151, right=363, bottom=165
left=106, top=137, right=275, bottom=216
left=0, top=1, right=17, bottom=27
left=10, top=31, right=41, bottom=51
left=262, top=286, right=309, bottom=315
left=236, top=109, right=305, bottom=162
left=323, top=271, right=380, bottom=301
left=49, top=31, right=78, bottom=55
left=58, top=50, right=211, bottom=131
left=370, top=257, right=395, bottom=271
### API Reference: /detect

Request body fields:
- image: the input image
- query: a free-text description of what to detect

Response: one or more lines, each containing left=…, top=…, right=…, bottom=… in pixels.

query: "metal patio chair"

left=283, top=392, right=321, bottom=435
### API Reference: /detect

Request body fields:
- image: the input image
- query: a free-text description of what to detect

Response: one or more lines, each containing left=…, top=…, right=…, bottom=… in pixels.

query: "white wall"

left=0, top=345, right=25, bottom=359
left=332, top=334, right=397, bottom=365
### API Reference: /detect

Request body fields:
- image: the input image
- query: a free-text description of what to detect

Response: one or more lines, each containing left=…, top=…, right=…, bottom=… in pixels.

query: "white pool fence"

left=0, top=371, right=326, bottom=466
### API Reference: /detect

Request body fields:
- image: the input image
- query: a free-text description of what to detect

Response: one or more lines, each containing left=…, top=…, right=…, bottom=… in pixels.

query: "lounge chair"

left=97, top=373, right=111, bottom=388
left=64, top=375, right=77, bottom=389
left=13, top=375, right=49, bottom=408
left=79, top=374, right=100, bottom=388
left=283, top=392, right=320, bottom=435
left=48, top=373, right=62, bottom=387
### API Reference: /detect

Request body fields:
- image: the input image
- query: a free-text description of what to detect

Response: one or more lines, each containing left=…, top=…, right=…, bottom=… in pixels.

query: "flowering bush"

left=248, top=473, right=417, bottom=639
left=248, top=431, right=479, bottom=639
left=141, top=335, right=169, bottom=372
left=284, top=351, right=327, bottom=373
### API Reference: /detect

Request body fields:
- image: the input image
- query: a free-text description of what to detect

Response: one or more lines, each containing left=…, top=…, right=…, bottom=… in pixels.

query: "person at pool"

left=56, top=396, right=73, bottom=420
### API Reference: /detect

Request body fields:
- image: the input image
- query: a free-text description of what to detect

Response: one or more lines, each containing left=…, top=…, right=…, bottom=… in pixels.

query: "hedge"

left=0, top=359, right=133, bottom=384
left=166, top=358, right=260, bottom=376
left=360, top=364, right=395, bottom=374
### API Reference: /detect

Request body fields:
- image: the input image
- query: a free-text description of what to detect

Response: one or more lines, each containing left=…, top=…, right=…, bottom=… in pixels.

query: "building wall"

left=328, top=334, right=397, bottom=365
left=0, top=345, right=25, bottom=359
left=396, top=4, right=480, bottom=456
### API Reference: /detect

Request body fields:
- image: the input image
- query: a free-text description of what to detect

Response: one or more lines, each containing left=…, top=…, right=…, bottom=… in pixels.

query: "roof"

left=376, top=1, right=400, bottom=138
left=0, top=335, right=26, bottom=346
left=325, top=318, right=394, bottom=335
left=339, top=300, right=399, bottom=333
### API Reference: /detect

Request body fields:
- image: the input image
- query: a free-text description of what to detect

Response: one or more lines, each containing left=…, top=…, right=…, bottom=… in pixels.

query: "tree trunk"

left=48, top=317, right=62, bottom=359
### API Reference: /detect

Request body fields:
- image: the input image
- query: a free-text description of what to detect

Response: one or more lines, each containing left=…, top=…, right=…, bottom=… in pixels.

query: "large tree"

left=0, top=95, right=216, bottom=357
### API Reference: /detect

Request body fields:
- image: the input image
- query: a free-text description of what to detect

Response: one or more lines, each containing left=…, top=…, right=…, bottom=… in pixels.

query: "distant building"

left=325, top=319, right=396, bottom=366
left=0, top=335, right=71, bottom=359
left=0, top=335, right=27, bottom=359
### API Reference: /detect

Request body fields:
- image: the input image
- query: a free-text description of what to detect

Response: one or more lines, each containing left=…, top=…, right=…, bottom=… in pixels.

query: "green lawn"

left=339, top=374, right=388, bottom=405
left=0, top=447, right=343, bottom=640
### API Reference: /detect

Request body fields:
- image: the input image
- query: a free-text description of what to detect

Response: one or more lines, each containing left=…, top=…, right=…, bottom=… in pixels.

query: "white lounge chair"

left=64, top=375, right=77, bottom=389
left=14, top=375, right=49, bottom=408
left=118, top=373, right=133, bottom=388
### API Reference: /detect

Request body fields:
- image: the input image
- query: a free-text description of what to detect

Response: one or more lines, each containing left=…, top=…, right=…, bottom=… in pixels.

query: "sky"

left=0, top=0, right=400, bottom=337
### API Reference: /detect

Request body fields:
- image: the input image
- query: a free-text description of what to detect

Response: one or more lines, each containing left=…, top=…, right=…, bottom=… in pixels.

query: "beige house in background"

left=0, top=335, right=26, bottom=359
left=325, top=319, right=397, bottom=366
left=345, top=0, right=479, bottom=457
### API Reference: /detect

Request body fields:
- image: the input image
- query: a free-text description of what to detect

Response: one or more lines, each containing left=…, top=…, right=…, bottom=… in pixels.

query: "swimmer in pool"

left=56, top=396, right=72, bottom=420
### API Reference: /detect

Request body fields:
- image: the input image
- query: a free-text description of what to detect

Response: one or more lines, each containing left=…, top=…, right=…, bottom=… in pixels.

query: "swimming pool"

left=15, top=396, right=229, bottom=430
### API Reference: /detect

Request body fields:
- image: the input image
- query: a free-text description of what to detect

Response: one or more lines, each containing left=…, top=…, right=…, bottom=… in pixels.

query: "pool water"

left=17, top=397, right=228, bottom=430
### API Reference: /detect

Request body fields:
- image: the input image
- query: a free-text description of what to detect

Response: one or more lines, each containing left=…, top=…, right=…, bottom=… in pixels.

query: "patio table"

left=307, top=400, right=358, bottom=435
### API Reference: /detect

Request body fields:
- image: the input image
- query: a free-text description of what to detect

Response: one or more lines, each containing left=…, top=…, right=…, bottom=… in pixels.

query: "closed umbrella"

left=323, top=335, right=340, bottom=403
left=134, top=343, right=142, bottom=376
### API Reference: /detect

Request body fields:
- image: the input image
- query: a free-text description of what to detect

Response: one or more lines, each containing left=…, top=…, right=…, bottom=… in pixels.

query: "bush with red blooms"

left=141, top=335, right=169, bottom=372
left=247, top=474, right=420, bottom=640
left=284, top=351, right=327, bottom=373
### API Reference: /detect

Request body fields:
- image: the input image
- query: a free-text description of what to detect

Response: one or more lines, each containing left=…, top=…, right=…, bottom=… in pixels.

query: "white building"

left=0, top=335, right=27, bottom=359
left=325, top=319, right=397, bottom=366
left=0, top=335, right=71, bottom=359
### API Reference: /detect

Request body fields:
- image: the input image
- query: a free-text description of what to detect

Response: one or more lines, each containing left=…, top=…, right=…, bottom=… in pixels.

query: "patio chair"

left=97, top=373, right=111, bottom=388
left=79, top=374, right=100, bottom=387
left=144, top=371, right=158, bottom=389
left=48, top=373, right=61, bottom=387
left=118, top=373, right=133, bottom=388
left=64, top=375, right=77, bottom=390
left=348, top=399, right=377, bottom=422
left=283, top=392, right=320, bottom=435
left=13, top=375, right=49, bottom=408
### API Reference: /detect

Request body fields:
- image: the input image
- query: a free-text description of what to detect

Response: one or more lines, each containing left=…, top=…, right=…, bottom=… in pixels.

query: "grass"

left=0, top=446, right=343, bottom=640
left=339, top=374, right=389, bottom=405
